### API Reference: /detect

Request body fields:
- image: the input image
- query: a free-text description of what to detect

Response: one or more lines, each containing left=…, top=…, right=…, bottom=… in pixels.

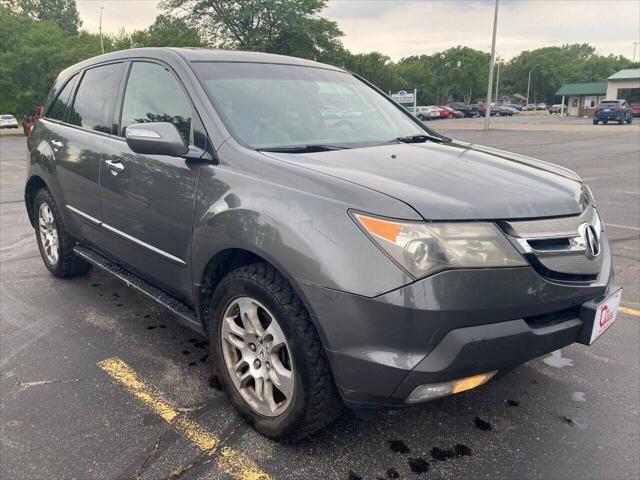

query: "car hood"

left=261, top=140, right=585, bottom=220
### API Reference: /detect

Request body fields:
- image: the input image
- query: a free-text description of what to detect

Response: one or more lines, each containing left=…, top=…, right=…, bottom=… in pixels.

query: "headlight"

left=353, top=213, right=526, bottom=278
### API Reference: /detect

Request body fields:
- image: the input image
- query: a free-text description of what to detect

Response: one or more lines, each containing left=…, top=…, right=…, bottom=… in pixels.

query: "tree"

left=113, top=14, right=203, bottom=49
left=340, top=52, right=404, bottom=93
left=0, top=6, right=105, bottom=117
left=1, top=0, right=81, bottom=35
left=161, top=0, right=344, bottom=60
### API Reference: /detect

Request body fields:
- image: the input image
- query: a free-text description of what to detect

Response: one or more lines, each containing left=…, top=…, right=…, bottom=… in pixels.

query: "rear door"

left=99, top=61, right=202, bottom=302
left=50, top=62, right=124, bottom=243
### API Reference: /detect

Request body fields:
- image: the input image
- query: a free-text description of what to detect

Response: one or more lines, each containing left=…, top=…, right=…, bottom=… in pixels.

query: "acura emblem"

left=579, top=223, right=601, bottom=259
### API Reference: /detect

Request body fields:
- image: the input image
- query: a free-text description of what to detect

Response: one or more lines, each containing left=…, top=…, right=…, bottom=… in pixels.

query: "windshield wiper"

left=382, top=134, right=444, bottom=145
left=258, top=144, right=348, bottom=153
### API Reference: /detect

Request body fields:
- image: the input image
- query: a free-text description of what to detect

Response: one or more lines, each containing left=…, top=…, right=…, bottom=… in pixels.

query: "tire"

left=33, top=188, right=91, bottom=278
left=593, top=119, right=598, bottom=125
left=208, top=262, right=342, bottom=440
left=618, top=116, right=624, bottom=125
left=417, top=114, right=426, bottom=121
left=603, top=120, right=608, bottom=124
left=627, top=117, right=632, bottom=124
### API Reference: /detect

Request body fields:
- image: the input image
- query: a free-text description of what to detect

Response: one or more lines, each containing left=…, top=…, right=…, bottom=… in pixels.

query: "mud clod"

left=408, top=457, right=430, bottom=474
left=430, top=447, right=455, bottom=461
left=507, top=399, right=520, bottom=407
left=387, top=439, right=411, bottom=454
left=146, top=326, right=156, bottom=330
left=386, top=467, right=399, bottom=478
left=474, top=416, right=492, bottom=431
left=454, top=444, right=472, bottom=456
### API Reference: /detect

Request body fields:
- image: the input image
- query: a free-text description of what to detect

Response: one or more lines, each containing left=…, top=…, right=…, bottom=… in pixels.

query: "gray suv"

left=25, top=48, right=621, bottom=440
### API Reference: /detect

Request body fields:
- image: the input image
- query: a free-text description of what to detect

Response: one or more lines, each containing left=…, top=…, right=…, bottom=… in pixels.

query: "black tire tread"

left=34, top=188, right=91, bottom=278
left=214, top=262, right=342, bottom=440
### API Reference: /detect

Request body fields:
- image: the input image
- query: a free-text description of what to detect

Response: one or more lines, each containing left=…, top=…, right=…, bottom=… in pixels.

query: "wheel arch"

left=25, top=175, right=48, bottom=227
left=196, top=247, right=321, bottom=338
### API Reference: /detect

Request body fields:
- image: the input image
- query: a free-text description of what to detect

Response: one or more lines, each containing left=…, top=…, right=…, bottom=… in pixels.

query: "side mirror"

left=125, top=122, right=189, bottom=157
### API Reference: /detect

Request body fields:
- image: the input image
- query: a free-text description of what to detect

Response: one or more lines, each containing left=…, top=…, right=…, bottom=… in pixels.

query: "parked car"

left=0, top=114, right=19, bottom=129
left=440, top=106, right=464, bottom=118
left=27, top=48, right=619, bottom=440
left=408, top=106, right=440, bottom=121
left=444, top=102, right=476, bottom=117
left=427, top=105, right=449, bottom=119
left=510, top=104, right=523, bottom=111
left=524, top=104, right=537, bottom=111
left=593, top=99, right=633, bottom=125
left=629, top=102, right=640, bottom=117
left=492, top=104, right=513, bottom=116
left=536, top=103, right=548, bottom=110
left=548, top=104, right=564, bottom=114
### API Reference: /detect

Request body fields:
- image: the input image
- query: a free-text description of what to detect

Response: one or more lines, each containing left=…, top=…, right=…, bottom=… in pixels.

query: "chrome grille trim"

left=500, top=204, right=604, bottom=279
left=502, top=204, right=596, bottom=239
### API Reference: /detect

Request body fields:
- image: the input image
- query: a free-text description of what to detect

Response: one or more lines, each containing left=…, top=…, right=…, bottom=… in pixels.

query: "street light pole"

left=633, top=42, right=638, bottom=63
left=526, top=64, right=539, bottom=109
left=495, top=56, right=501, bottom=103
left=99, top=6, right=104, bottom=54
left=484, top=0, right=499, bottom=130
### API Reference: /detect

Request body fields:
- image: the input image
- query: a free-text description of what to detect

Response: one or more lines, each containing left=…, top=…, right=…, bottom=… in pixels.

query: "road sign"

left=391, top=90, right=415, bottom=104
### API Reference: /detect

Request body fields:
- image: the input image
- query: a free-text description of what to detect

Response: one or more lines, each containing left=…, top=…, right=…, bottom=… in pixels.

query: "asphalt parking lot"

left=1, top=117, right=639, bottom=480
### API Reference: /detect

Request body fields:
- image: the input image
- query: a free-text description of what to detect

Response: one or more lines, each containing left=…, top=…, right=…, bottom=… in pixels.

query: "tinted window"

left=70, top=63, right=123, bottom=133
left=46, top=74, right=78, bottom=122
left=120, top=62, right=192, bottom=144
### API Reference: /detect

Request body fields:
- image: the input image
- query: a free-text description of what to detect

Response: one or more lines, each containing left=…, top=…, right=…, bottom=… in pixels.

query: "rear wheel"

left=33, top=188, right=91, bottom=277
left=209, top=263, right=342, bottom=440
left=593, top=119, right=599, bottom=125
left=417, top=114, right=426, bottom=121
left=603, top=120, right=608, bottom=124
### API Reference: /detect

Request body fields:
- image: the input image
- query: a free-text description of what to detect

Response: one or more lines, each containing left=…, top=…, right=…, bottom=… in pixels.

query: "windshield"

left=193, top=62, right=426, bottom=149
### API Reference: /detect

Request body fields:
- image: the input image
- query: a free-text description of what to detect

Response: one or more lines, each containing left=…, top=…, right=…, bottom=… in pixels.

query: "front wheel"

left=593, top=119, right=599, bottom=125
left=209, top=263, right=342, bottom=440
left=33, top=188, right=91, bottom=277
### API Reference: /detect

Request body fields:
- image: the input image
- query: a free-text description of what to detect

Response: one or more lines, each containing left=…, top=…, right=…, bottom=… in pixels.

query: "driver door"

left=99, top=61, right=201, bottom=302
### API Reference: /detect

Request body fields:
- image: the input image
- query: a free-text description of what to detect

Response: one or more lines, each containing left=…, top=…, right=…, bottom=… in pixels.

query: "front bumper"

left=301, top=237, right=614, bottom=408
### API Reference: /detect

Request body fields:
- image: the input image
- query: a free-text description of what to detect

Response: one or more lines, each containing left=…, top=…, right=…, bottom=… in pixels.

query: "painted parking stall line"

left=98, top=357, right=272, bottom=480
left=619, top=306, right=640, bottom=317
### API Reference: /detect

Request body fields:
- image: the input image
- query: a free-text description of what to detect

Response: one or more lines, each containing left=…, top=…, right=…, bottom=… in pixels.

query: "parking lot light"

left=406, top=371, right=497, bottom=403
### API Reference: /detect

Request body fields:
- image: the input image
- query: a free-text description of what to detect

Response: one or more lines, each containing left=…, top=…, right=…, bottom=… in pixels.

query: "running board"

left=73, top=245, right=203, bottom=333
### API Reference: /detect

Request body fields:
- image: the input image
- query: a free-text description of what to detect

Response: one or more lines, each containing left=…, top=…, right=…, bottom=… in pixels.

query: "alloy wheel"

left=38, top=202, right=59, bottom=265
left=220, top=297, right=295, bottom=416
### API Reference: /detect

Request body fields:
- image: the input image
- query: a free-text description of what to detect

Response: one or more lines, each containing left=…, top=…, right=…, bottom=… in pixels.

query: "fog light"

left=406, top=371, right=497, bottom=404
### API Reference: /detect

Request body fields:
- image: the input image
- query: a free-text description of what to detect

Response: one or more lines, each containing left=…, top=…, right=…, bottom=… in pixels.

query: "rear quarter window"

left=69, top=63, right=124, bottom=133
left=46, top=74, right=78, bottom=122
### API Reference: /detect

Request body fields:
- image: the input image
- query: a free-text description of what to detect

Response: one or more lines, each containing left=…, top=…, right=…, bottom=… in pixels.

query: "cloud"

left=76, top=0, right=161, bottom=35
left=324, top=0, right=640, bottom=60
left=75, top=0, right=640, bottom=61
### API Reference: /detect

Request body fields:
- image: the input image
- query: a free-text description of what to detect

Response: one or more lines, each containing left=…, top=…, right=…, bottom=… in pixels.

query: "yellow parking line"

left=619, top=306, right=640, bottom=317
left=98, top=357, right=272, bottom=480
left=607, top=223, right=640, bottom=232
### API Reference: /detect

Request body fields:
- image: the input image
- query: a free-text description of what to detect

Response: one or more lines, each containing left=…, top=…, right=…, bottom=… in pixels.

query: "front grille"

left=535, top=254, right=601, bottom=276
left=502, top=204, right=595, bottom=239
left=500, top=204, right=603, bottom=281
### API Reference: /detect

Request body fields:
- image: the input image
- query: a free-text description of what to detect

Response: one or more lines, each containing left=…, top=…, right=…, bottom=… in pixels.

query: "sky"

left=76, top=0, right=640, bottom=61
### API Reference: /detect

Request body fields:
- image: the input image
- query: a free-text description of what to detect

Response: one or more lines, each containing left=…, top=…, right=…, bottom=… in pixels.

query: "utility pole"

left=484, top=0, right=499, bottom=130
left=494, top=56, right=501, bottom=104
left=633, top=42, right=638, bottom=63
left=526, top=64, right=539, bottom=109
left=99, top=6, right=104, bottom=54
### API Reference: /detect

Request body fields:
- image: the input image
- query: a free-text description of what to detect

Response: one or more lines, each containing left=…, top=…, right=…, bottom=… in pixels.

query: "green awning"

left=555, top=82, right=607, bottom=96
left=608, top=69, right=640, bottom=81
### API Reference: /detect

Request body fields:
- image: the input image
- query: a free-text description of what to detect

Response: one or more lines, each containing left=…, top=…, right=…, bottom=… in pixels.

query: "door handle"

left=50, top=139, right=63, bottom=150
left=105, top=159, right=125, bottom=175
